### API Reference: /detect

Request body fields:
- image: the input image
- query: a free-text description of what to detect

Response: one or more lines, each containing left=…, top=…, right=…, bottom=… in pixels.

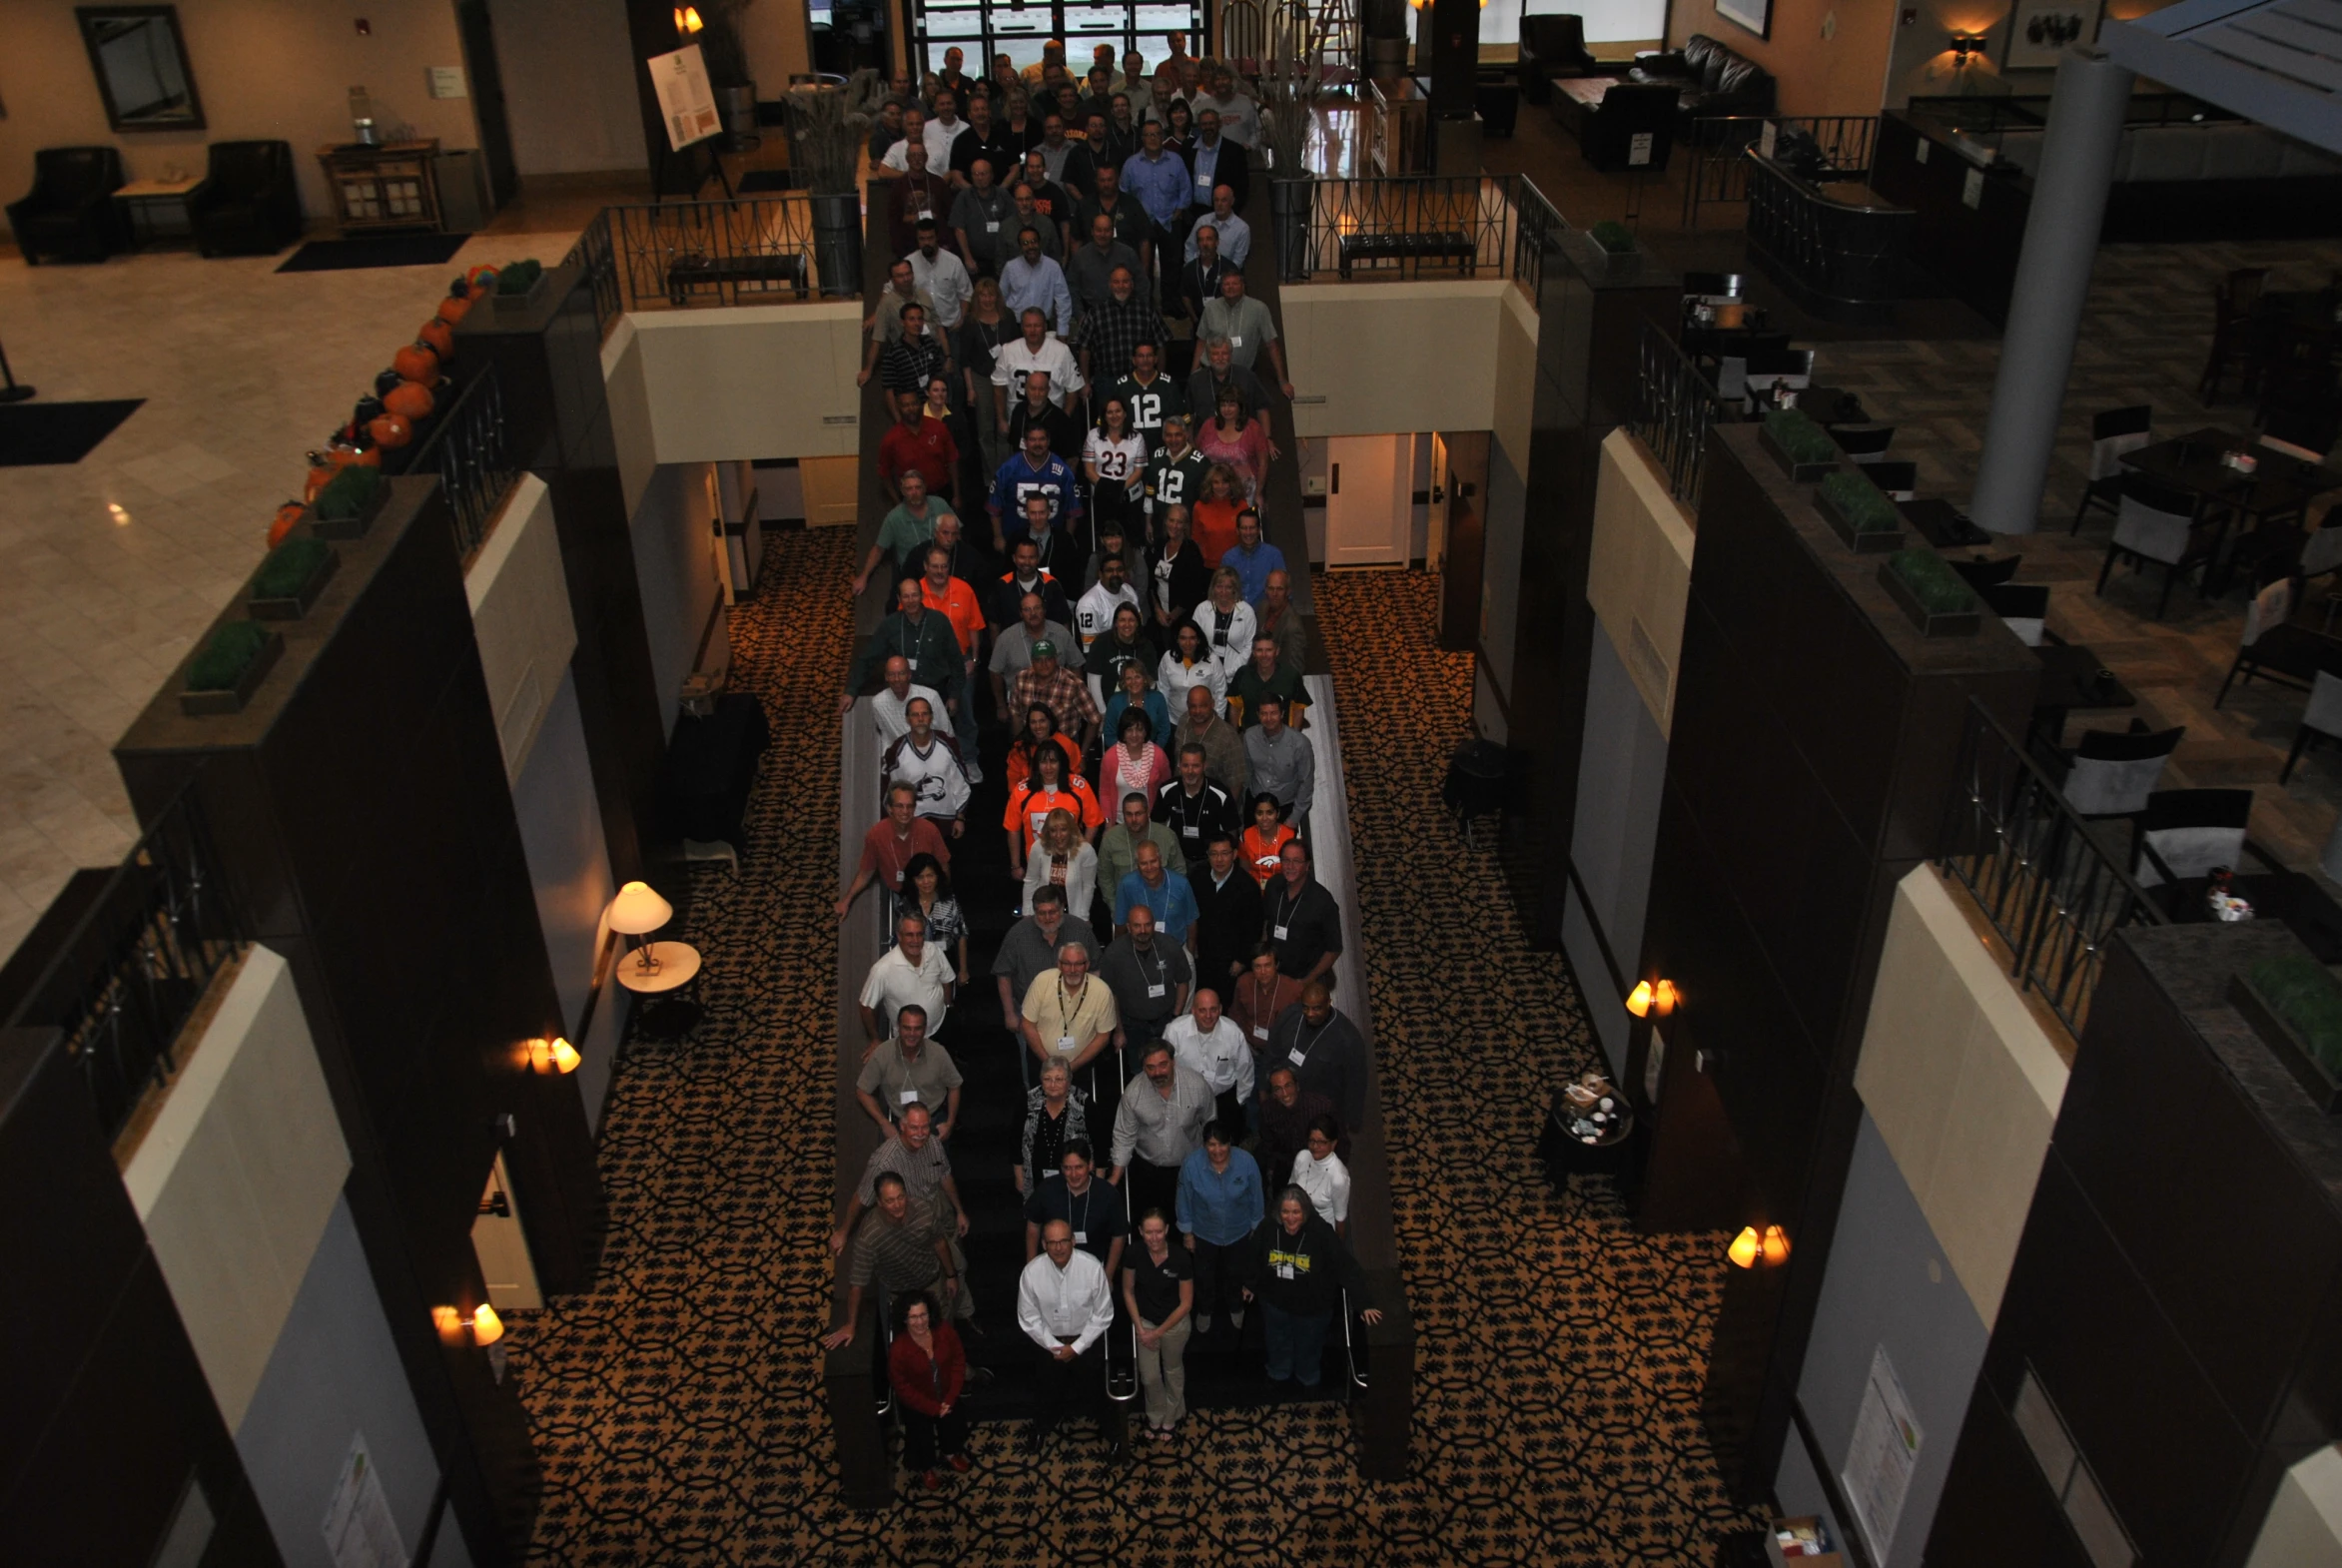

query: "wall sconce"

left=1949, top=32, right=1988, bottom=65
left=433, top=1302, right=505, bottom=1346
left=607, top=881, right=674, bottom=978
left=674, top=5, right=704, bottom=34
left=1625, top=979, right=1681, bottom=1018
left=1728, top=1226, right=1763, bottom=1267
left=1761, top=1224, right=1792, bottom=1265
left=528, top=1036, right=581, bottom=1075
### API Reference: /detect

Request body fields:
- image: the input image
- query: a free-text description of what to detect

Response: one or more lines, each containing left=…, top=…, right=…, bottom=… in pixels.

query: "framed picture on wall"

left=2002, top=0, right=2099, bottom=68
left=1715, top=0, right=1773, bottom=40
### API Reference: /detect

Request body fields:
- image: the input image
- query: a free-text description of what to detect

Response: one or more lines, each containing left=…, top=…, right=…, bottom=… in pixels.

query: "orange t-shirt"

left=1242, top=823, right=1297, bottom=884
left=1004, top=778, right=1105, bottom=851
left=1192, top=499, right=1242, bottom=566
left=1004, top=732, right=1084, bottom=794
left=926, top=574, right=986, bottom=658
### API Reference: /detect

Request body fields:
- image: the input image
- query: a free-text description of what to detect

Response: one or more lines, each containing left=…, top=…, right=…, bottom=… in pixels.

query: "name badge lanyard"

left=1269, top=883, right=1300, bottom=942
left=1290, top=1016, right=1328, bottom=1069
left=1140, top=944, right=1167, bottom=999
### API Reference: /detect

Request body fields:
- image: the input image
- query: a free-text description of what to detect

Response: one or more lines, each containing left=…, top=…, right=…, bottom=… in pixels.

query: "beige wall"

left=1586, top=429, right=1696, bottom=735
left=0, top=0, right=479, bottom=219
left=465, top=473, right=579, bottom=783
left=739, top=0, right=815, bottom=92
left=1283, top=280, right=1537, bottom=446
left=2247, top=1445, right=2342, bottom=1568
left=490, top=0, right=648, bottom=174
left=121, top=946, right=351, bottom=1431
left=1854, top=867, right=2069, bottom=1326
left=602, top=316, right=658, bottom=516
left=621, top=302, right=865, bottom=465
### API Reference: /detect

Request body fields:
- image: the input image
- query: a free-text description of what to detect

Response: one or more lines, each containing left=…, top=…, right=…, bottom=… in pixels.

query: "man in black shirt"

left=1023, top=1140, right=1129, bottom=1276
left=1190, top=832, right=1263, bottom=989
left=1261, top=838, right=1341, bottom=985
left=1100, top=904, right=1192, bottom=1053
left=1076, top=162, right=1155, bottom=282
left=1155, top=746, right=1240, bottom=876
left=1263, top=984, right=1368, bottom=1136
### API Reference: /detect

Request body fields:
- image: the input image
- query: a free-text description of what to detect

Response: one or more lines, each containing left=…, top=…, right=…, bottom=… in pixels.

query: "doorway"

left=457, top=1, right=518, bottom=207
left=1322, top=433, right=1412, bottom=569
left=907, top=0, right=1205, bottom=78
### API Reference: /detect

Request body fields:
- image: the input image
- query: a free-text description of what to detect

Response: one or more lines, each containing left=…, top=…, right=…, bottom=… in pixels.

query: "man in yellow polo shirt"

left=1020, top=942, right=1120, bottom=1104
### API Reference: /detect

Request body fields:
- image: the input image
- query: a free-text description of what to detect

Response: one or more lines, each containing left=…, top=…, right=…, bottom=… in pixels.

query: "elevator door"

left=1322, top=434, right=1411, bottom=568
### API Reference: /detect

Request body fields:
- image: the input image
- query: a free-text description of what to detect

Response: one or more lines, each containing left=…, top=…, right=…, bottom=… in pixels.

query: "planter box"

left=488, top=272, right=552, bottom=318
left=179, top=629, right=284, bottom=717
left=1817, top=484, right=1905, bottom=553
left=1759, top=423, right=1837, bottom=483
left=2228, top=973, right=2342, bottom=1114
left=305, top=478, right=390, bottom=541
left=1876, top=561, right=1981, bottom=637
left=247, top=547, right=341, bottom=620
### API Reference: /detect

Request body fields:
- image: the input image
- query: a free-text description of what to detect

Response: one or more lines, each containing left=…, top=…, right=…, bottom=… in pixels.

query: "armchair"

left=1518, top=15, right=1599, bottom=102
left=6, top=146, right=128, bottom=265
left=1576, top=83, right=1677, bottom=174
left=190, top=140, right=303, bottom=257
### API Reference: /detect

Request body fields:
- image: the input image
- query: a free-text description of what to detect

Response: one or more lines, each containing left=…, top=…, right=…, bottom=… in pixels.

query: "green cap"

left=1032, top=638, right=1058, bottom=658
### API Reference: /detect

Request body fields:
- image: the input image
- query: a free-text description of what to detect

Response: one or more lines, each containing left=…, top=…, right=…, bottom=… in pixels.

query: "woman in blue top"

left=1174, top=1121, right=1263, bottom=1337
left=1102, top=651, right=1174, bottom=751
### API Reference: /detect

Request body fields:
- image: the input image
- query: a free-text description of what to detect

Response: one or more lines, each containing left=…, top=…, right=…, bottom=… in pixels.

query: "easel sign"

left=649, top=43, right=722, bottom=153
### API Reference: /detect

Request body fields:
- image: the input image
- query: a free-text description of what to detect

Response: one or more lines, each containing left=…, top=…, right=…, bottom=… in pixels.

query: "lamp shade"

left=1624, top=981, right=1655, bottom=1018
left=1727, top=1226, right=1762, bottom=1268
left=607, top=881, right=673, bottom=937
left=470, top=1303, right=504, bottom=1345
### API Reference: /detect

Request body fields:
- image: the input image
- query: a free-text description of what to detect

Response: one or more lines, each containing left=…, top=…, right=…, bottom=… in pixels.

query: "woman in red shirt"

left=1240, top=791, right=1297, bottom=885
left=1190, top=461, right=1246, bottom=566
left=887, top=1290, right=970, bottom=1488
left=1098, top=706, right=1170, bottom=810
left=1004, top=742, right=1105, bottom=877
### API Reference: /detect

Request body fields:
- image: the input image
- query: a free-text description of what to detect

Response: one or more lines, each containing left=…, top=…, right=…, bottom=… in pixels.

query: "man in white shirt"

left=1166, top=987, right=1254, bottom=1135
left=1016, top=1219, right=1117, bottom=1447
left=1182, top=187, right=1251, bottom=268
left=878, top=107, right=928, bottom=174
left=906, top=225, right=973, bottom=330
left=999, top=226, right=1075, bottom=337
left=990, top=308, right=1086, bottom=409
left=881, top=697, right=971, bottom=833
left=924, top=90, right=972, bottom=169
left=859, top=912, right=956, bottom=1052
left=1073, top=550, right=1140, bottom=660
left=870, top=655, right=945, bottom=748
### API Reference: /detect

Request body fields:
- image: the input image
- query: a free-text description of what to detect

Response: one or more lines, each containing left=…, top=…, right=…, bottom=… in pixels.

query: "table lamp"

left=608, top=881, right=674, bottom=978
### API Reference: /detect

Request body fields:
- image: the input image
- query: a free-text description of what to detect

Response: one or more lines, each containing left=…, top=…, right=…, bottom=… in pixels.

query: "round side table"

left=616, top=940, right=704, bottom=1039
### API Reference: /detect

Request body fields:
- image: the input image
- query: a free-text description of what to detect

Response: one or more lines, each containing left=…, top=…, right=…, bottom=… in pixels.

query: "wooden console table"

left=316, top=140, right=442, bottom=233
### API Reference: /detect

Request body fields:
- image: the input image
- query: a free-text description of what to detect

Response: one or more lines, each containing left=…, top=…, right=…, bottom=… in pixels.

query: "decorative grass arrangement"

left=252, top=537, right=331, bottom=599
left=496, top=258, right=544, bottom=295
left=188, top=621, right=271, bottom=692
left=1588, top=220, right=1637, bottom=254
left=314, top=463, right=382, bottom=523
left=1764, top=408, right=1837, bottom=466
left=1818, top=468, right=1903, bottom=551
left=2249, top=956, right=2342, bottom=1075
left=1878, top=548, right=1982, bottom=637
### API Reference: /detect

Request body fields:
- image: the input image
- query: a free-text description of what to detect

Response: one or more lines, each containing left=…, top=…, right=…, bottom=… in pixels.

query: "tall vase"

left=1270, top=173, right=1317, bottom=285
left=809, top=190, right=863, bottom=298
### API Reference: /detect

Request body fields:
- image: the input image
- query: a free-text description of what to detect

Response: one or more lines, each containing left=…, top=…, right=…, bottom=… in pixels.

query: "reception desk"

left=1743, top=151, right=1915, bottom=321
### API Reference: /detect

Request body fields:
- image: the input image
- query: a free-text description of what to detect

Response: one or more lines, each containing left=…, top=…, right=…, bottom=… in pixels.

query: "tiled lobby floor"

left=0, top=222, right=584, bottom=961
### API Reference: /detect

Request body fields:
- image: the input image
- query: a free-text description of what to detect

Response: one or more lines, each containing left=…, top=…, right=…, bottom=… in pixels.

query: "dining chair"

left=1717, top=356, right=1749, bottom=407
left=1744, top=349, right=1814, bottom=397
left=2097, top=476, right=2216, bottom=618
left=1832, top=425, right=1896, bottom=463
left=2285, top=668, right=2342, bottom=781
left=2298, top=524, right=2342, bottom=632
left=1949, top=555, right=2021, bottom=591
left=1983, top=582, right=2049, bottom=646
left=1866, top=460, right=1918, bottom=500
left=2061, top=723, right=2185, bottom=818
left=2213, top=571, right=2324, bottom=705
left=2260, top=431, right=2327, bottom=463
left=2070, top=404, right=2153, bottom=533
left=2130, top=787, right=2264, bottom=887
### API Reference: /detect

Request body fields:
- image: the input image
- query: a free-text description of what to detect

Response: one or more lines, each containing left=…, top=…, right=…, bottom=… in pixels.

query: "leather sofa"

left=6, top=146, right=128, bottom=264
left=1625, top=33, right=1777, bottom=126
left=189, top=140, right=304, bottom=256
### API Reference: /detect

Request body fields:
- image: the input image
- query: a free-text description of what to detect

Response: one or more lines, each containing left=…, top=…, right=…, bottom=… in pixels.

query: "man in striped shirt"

left=819, top=1175, right=968, bottom=1349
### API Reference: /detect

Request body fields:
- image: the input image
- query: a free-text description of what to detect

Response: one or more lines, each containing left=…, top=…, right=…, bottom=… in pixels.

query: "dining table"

left=1898, top=497, right=1992, bottom=548
left=2120, top=427, right=2342, bottom=526
left=2157, top=869, right=2342, bottom=964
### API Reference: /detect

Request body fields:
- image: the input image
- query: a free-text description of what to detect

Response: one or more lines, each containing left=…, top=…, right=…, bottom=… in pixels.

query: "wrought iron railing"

left=1679, top=115, right=1881, bottom=228
left=1285, top=173, right=1566, bottom=298
left=564, top=209, right=622, bottom=343
left=1632, top=320, right=1721, bottom=507
left=3, top=788, right=247, bottom=1145
left=1937, top=699, right=2167, bottom=1039
left=607, top=196, right=825, bottom=311
left=409, top=363, right=517, bottom=558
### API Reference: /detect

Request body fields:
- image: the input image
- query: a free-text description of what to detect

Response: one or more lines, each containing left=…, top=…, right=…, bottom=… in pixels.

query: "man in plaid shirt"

left=880, top=303, right=952, bottom=396
left=1072, top=265, right=1167, bottom=390
left=1012, top=639, right=1102, bottom=750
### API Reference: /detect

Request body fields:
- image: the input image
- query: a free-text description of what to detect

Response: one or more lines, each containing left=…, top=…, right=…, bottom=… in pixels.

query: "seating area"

left=6, top=137, right=302, bottom=261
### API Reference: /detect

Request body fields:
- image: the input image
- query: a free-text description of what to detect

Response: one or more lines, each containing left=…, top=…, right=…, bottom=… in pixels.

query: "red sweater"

left=888, top=1323, right=967, bottom=1416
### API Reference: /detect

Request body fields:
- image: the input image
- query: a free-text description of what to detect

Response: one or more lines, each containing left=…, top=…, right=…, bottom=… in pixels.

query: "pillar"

left=1967, top=46, right=2134, bottom=534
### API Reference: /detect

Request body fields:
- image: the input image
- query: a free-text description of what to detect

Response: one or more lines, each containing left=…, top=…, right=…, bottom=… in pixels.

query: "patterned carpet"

left=509, top=530, right=1755, bottom=1564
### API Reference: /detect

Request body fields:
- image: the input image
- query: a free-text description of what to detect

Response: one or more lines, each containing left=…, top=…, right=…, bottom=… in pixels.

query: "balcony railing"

left=1284, top=173, right=1565, bottom=298
left=606, top=196, right=825, bottom=312
left=408, top=362, right=517, bottom=559
left=1632, top=319, right=1721, bottom=508
left=564, top=209, right=623, bottom=343
left=1680, top=115, right=1881, bottom=228
left=3, top=788, right=247, bottom=1146
left=1937, top=700, right=2167, bottom=1039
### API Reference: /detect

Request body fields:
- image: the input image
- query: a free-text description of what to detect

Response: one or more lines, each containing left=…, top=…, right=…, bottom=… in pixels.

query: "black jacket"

left=1155, top=781, right=1242, bottom=874
left=1177, top=254, right=1235, bottom=324
left=1180, top=135, right=1250, bottom=215
left=1242, top=1209, right=1370, bottom=1318
left=1189, top=859, right=1264, bottom=988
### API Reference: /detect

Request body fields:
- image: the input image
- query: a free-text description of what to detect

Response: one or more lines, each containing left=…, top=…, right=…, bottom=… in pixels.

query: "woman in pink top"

left=1194, top=388, right=1267, bottom=500
left=1099, top=706, right=1170, bottom=808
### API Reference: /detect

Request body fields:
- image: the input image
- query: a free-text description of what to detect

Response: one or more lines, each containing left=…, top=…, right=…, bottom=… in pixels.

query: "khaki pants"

left=1137, top=1313, right=1191, bottom=1429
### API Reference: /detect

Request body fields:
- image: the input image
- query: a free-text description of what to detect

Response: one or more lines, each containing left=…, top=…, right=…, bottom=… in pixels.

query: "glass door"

left=911, top=0, right=1205, bottom=82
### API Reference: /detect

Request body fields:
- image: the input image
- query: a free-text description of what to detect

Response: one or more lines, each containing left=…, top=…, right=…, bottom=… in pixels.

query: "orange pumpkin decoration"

left=303, top=453, right=336, bottom=501
left=383, top=381, right=435, bottom=421
left=269, top=500, right=306, bottom=547
left=391, top=343, right=440, bottom=386
left=368, top=412, right=414, bottom=448
left=417, top=320, right=455, bottom=362
left=435, top=293, right=471, bottom=326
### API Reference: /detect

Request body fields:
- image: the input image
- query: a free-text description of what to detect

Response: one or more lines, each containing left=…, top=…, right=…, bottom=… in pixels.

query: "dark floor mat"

left=0, top=398, right=142, bottom=465
left=276, top=233, right=470, bottom=272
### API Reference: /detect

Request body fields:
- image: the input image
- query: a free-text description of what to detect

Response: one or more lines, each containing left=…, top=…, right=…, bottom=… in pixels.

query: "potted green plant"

left=1816, top=469, right=1904, bottom=553
left=1260, top=12, right=1332, bottom=283
left=308, top=463, right=387, bottom=540
left=1588, top=220, right=1636, bottom=255
left=2230, top=955, right=2342, bottom=1113
left=1878, top=548, right=1982, bottom=637
left=783, top=74, right=874, bottom=297
left=489, top=257, right=549, bottom=317
left=246, top=537, right=340, bottom=619
left=180, top=620, right=284, bottom=716
left=1759, top=408, right=1839, bottom=482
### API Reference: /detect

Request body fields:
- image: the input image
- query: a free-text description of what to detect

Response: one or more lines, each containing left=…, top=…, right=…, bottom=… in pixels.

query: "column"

left=1968, top=45, right=2135, bottom=534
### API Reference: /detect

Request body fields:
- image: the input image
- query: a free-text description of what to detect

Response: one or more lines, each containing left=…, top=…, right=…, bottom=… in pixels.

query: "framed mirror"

left=76, top=6, right=205, bottom=132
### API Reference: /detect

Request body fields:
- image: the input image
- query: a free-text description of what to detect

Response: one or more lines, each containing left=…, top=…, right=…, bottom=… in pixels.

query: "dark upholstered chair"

left=1518, top=15, right=1599, bottom=101
left=1577, top=83, right=1677, bottom=174
left=190, top=140, right=303, bottom=256
left=7, top=146, right=128, bottom=264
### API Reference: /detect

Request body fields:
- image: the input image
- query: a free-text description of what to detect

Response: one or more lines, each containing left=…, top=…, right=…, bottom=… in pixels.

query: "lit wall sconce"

left=1625, top=979, right=1681, bottom=1018
left=1728, top=1226, right=1762, bottom=1267
left=432, top=1302, right=505, bottom=1346
left=674, top=5, right=704, bottom=34
left=1625, top=981, right=1655, bottom=1017
left=528, top=1037, right=581, bottom=1075
left=1949, top=32, right=1989, bottom=65
left=1761, top=1224, right=1792, bottom=1266
left=607, top=881, right=674, bottom=978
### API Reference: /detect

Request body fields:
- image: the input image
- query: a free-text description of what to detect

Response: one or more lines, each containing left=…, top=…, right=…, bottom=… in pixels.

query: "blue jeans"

left=1261, top=1301, right=1329, bottom=1387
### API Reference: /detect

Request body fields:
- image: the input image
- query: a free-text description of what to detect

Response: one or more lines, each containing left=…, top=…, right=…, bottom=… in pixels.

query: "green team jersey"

left=1109, top=372, right=1187, bottom=448
left=1144, top=445, right=1209, bottom=518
